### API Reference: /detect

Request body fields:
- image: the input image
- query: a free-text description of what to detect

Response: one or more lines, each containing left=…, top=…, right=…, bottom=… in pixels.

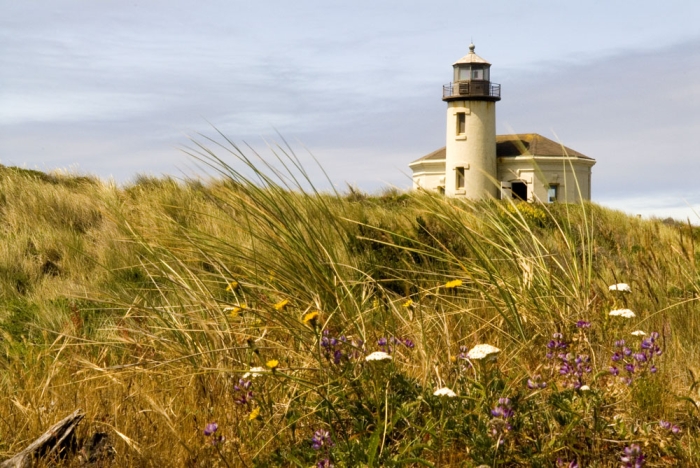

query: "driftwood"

left=1, top=409, right=85, bottom=468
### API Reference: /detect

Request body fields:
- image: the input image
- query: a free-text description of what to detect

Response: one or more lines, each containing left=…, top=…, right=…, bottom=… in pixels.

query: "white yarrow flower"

left=365, top=351, right=392, bottom=362
left=466, top=344, right=501, bottom=360
left=631, top=330, right=646, bottom=336
left=609, top=309, right=636, bottom=318
left=433, top=387, right=457, bottom=397
left=609, top=283, right=631, bottom=292
left=243, top=366, right=265, bottom=379
left=579, top=385, right=591, bottom=391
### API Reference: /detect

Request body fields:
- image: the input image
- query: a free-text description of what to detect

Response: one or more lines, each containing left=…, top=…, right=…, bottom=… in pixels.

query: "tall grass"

left=1, top=146, right=699, bottom=466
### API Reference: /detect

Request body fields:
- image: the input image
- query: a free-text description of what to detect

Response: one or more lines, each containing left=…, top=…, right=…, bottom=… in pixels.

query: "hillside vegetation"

left=1, top=146, right=700, bottom=467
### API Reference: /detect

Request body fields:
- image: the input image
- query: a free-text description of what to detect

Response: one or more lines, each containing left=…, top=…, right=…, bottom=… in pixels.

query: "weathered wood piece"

left=0, top=409, right=85, bottom=468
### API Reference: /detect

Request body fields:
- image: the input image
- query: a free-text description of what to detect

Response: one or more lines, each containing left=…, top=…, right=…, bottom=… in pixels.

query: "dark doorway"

left=511, top=182, right=527, bottom=201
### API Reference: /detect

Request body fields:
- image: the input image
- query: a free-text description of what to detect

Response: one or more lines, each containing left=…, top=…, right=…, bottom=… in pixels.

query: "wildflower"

left=633, top=353, right=647, bottom=362
left=317, top=459, right=334, bottom=468
left=365, top=351, right=392, bottom=362
left=620, top=444, right=645, bottom=467
left=631, top=330, right=646, bottom=336
left=233, top=378, right=254, bottom=405
left=242, top=367, right=265, bottom=379
left=489, top=398, right=514, bottom=440
left=227, top=305, right=246, bottom=317
left=433, top=387, right=457, bottom=397
left=266, top=359, right=279, bottom=370
left=273, top=299, right=290, bottom=311
left=444, top=279, right=463, bottom=289
left=609, top=283, right=631, bottom=292
left=579, top=385, right=591, bottom=392
left=610, top=366, right=620, bottom=376
left=402, top=299, right=414, bottom=308
left=609, top=309, right=636, bottom=318
left=248, top=407, right=260, bottom=421
left=658, top=420, right=680, bottom=433
left=466, top=344, right=501, bottom=360
left=302, top=311, right=320, bottom=326
left=311, top=429, right=333, bottom=450
left=226, top=281, right=239, bottom=292
left=526, top=375, right=547, bottom=389
left=204, top=422, right=218, bottom=436
left=402, top=338, right=415, bottom=349
left=576, top=320, right=591, bottom=329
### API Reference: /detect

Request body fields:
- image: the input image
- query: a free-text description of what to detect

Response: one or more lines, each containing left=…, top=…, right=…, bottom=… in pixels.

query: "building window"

left=456, top=112, right=466, bottom=135
left=472, top=67, right=484, bottom=80
left=547, top=185, right=558, bottom=203
left=456, top=167, right=465, bottom=189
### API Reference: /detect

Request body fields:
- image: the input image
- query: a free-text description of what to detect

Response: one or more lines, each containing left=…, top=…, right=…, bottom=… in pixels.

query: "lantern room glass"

left=454, top=64, right=490, bottom=82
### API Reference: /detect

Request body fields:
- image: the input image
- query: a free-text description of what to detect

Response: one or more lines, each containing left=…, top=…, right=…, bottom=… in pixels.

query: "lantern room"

left=443, top=43, right=500, bottom=102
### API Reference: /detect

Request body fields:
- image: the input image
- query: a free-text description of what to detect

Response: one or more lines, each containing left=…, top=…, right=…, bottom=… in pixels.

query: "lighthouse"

left=409, top=45, right=595, bottom=203
left=442, top=43, right=500, bottom=199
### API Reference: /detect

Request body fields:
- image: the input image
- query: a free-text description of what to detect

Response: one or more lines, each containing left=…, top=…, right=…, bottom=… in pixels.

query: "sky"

left=2, top=1, right=700, bottom=220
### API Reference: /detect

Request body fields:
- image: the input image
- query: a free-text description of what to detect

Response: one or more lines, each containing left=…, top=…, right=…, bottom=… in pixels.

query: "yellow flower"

left=403, top=299, right=414, bottom=308
left=226, top=304, right=247, bottom=318
left=444, top=279, right=463, bottom=289
left=273, top=299, right=290, bottom=311
left=248, top=407, right=260, bottom=421
left=372, top=298, right=380, bottom=309
left=302, top=311, right=320, bottom=326
left=225, top=281, right=239, bottom=292
left=266, top=359, right=279, bottom=370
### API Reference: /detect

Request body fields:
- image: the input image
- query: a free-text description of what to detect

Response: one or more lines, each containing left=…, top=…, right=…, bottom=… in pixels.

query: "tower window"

left=456, top=113, right=466, bottom=135
left=547, top=185, right=558, bottom=203
left=456, top=167, right=465, bottom=189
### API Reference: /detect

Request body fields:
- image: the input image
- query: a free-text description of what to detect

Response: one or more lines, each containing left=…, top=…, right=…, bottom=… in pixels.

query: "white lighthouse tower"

left=443, top=43, right=500, bottom=198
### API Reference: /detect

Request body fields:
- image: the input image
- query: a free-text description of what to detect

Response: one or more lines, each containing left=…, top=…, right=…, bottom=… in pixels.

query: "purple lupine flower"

left=633, top=353, right=647, bottom=362
left=317, top=459, right=334, bottom=468
left=311, top=429, right=333, bottom=450
left=660, top=420, right=681, bottom=434
left=204, top=422, right=218, bottom=436
left=625, top=363, right=635, bottom=373
left=650, top=365, right=658, bottom=373
left=233, top=379, right=254, bottom=405
left=623, top=347, right=632, bottom=356
left=621, top=444, right=645, bottom=467
left=641, top=339, right=652, bottom=349
left=610, top=366, right=620, bottom=376
left=403, top=338, right=415, bottom=349
left=576, top=320, right=591, bottom=328
left=527, top=375, right=547, bottom=389
left=612, top=352, right=622, bottom=362
left=377, top=337, right=388, bottom=346
left=650, top=332, right=659, bottom=340
left=615, top=339, right=626, bottom=348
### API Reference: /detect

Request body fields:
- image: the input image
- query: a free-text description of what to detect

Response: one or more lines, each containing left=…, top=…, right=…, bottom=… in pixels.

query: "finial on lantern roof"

left=469, top=42, right=475, bottom=53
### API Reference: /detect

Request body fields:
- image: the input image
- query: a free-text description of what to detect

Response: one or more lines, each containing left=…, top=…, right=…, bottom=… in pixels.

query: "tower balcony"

left=442, top=81, right=501, bottom=101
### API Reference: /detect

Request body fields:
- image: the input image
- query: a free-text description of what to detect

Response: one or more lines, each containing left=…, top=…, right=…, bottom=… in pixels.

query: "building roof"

left=409, top=133, right=593, bottom=165
left=453, top=43, right=491, bottom=66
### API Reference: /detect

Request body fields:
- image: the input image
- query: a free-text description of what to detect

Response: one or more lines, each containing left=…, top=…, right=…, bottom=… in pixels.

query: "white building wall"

left=497, top=157, right=594, bottom=203
left=444, top=100, right=498, bottom=199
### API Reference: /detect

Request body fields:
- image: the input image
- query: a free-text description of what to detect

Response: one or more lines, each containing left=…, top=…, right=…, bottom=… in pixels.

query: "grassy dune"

left=1, top=146, right=700, bottom=467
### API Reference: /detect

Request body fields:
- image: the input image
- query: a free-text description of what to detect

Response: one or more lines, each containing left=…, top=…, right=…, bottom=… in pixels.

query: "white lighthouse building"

left=410, top=44, right=595, bottom=203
